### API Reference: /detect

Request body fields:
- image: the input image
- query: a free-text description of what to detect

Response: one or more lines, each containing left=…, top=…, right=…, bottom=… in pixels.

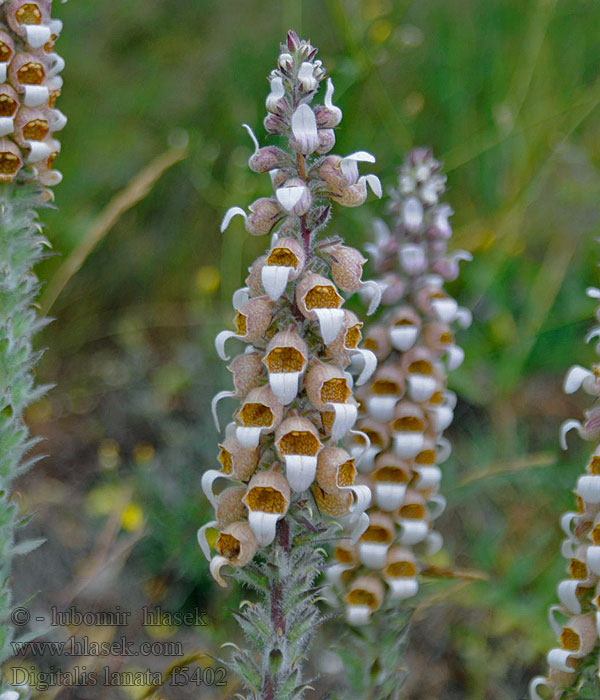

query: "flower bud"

left=316, top=128, right=336, bottom=154
left=228, top=351, right=265, bottom=397
left=215, top=486, right=248, bottom=528
left=248, top=145, right=288, bottom=173
left=246, top=197, right=283, bottom=236
left=245, top=255, right=268, bottom=296
left=233, top=295, right=274, bottom=343
left=276, top=178, right=312, bottom=216
left=326, top=244, right=366, bottom=294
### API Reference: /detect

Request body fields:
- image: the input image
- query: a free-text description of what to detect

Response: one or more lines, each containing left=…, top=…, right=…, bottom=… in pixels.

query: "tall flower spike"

left=529, top=287, right=600, bottom=699
left=0, top=1, right=64, bottom=696
left=199, top=30, right=381, bottom=699
left=328, top=149, right=471, bottom=695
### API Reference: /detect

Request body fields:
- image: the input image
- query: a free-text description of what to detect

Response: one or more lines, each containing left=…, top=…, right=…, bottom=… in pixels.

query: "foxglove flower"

left=529, top=288, right=600, bottom=699
left=197, top=31, right=381, bottom=699
left=330, top=148, right=471, bottom=624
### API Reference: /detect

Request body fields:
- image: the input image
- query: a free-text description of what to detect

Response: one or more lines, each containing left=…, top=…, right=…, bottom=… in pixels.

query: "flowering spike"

left=198, top=32, right=381, bottom=698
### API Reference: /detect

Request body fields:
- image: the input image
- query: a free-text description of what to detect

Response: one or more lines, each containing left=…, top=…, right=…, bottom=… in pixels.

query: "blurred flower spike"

left=328, top=148, right=472, bottom=624
left=530, top=285, right=600, bottom=699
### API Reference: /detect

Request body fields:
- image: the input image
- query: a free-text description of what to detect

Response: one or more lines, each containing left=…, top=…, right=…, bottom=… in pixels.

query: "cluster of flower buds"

left=530, top=287, right=600, bottom=699
left=327, top=148, right=472, bottom=626
left=0, top=0, right=65, bottom=187
left=198, top=31, right=383, bottom=587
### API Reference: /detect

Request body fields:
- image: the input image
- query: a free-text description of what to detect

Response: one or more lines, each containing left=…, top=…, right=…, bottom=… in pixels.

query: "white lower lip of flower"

left=389, top=326, right=418, bottom=351
left=50, top=109, right=68, bottom=131
left=436, top=437, right=452, bottom=463
left=0, top=117, right=13, bottom=137
left=211, top=390, right=235, bottom=431
left=276, top=185, right=308, bottom=213
left=564, top=365, right=595, bottom=394
left=349, top=349, right=377, bottom=386
left=221, top=206, right=247, bottom=232
left=197, top=520, right=218, bottom=561
left=398, top=520, right=429, bottom=546
left=261, top=265, right=293, bottom=301
left=587, top=546, right=600, bottom=575
left=374, top=483, right=406, bottom=511
left=557, top=579, right=582, bottom=614
left=413, top=466, right=441, bottom=491
left=393, top=432, right=424, bottom=459
left=432, top=298, right=458, bottom=323
left=547, top=648, right=575, bottom=673
left=358, top=542, right=389, bottom=569
left=291, top=103, right=319, bottom=154
left=24, top=24, right=52, bottom=48
left=215, top=330, right=242, bottom=361
left=596, top=611, right=600, bottom=637
left=23, top=85, right=50, bottom=108
left=232, top=286, right=250, bottom=310
left=366, top=396, right=398, bottom=423
left=346, top=605, right=372, bottom=626
left=326, top=402, right=358, bottom=441
left=428, top=494, right=446, bottom=519
left=399, top=244, right=426, bottom=275
left=560, top=419, right=584, bottom=450
left=529, top=676, right=552, bottom=700
left=561, top=539, right=577, bottom=559
left=236, top=426, right=265, bottom=449
left=345, top=484, right=372, bottom=516
left=269, top=371, right=301, bottom=405
left=402, top=197, right=423, bottom=232
left=284, top=454, right=318, bottom=492
left=576, top=475, right=600, bottom=503
left=428, top=406, right=454, bottom=433
left=359, top=280, right=382, bottom=316
left=386, top=578, right=419, bottom=600
left=456, top=307, right=472, bottom=329
left=425, top=530, right=444, bottom=554
left=325, top=563, right=355, bottom=589
left=561, top=511, right=581, bottom=540
left=407, top=375, right=437, bottom=403
left=547, top=605, right=565, bottom=637
left=48, top=54, right=66, bottom=78
left=0, top=64, right=6, bottom=84
left=26, top=140, right=53, bottom=164
left=446, top=345, right=464, bottom=371
left=313, top=308, right=345, bottom=344
left=352, top=446, right=380, bottom=473
left=201, top=469, right=232, bottom=509
left=210, top=555, right=231, bottom=588
left=248, top=510, right=281, bottom=546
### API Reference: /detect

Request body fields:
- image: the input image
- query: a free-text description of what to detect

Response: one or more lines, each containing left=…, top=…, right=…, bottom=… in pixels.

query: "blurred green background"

left=8, top=0, right=600, bottom=698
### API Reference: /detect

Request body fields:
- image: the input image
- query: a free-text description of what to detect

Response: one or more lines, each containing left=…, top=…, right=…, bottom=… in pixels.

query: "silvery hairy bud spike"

left=329, top=149, right=471, bottom=677
left=530, top=280, right=600, bottom=699
left=202, top=31, right=382, bottom=699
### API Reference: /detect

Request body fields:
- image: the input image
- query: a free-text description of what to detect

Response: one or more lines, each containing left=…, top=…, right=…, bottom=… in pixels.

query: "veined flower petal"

left=360, top=280, right=382, bottom=316
left=564, top=365, right=595, bottom=395
left=326, top=402, right=358, bottom=442
left=291, top=103, right=319, bottom=154
left=247, top=510, right=282, bottom=546
left=284, top=455, right=318, bottom=492
left=242, top=123, right=260, bottom=153
left=276, top=185, right=305, bottom=212
left=261, top=264, right=293, bottom=301
left=350, top=348, right=377, bottom=386
left=265, top=76, right=285, bottom=111
left=560, top=419, right=584, bottom=450
left=197, top=520, right=218, bottom=561
left=210, top=555, right=231, bottom=588
left=557, top=579, right=582, bottom=614
left=215, top=330, right=240, bottom=361
left=221, top=206, right=247, bottom=232
left=389, top=326, right=418, bottom=352
left=211, top=390, right=235, bottom=432
left=313, top=308, right=345, bottom=344
left=268, top=371, right=301, bottom=405
left=387, top=578, right=419, bottom=601
left=358, top=173, right=382, bottom=199
left=202, top=469, right=232, bottom=509
left=236, top=426, right=264, bottom=449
